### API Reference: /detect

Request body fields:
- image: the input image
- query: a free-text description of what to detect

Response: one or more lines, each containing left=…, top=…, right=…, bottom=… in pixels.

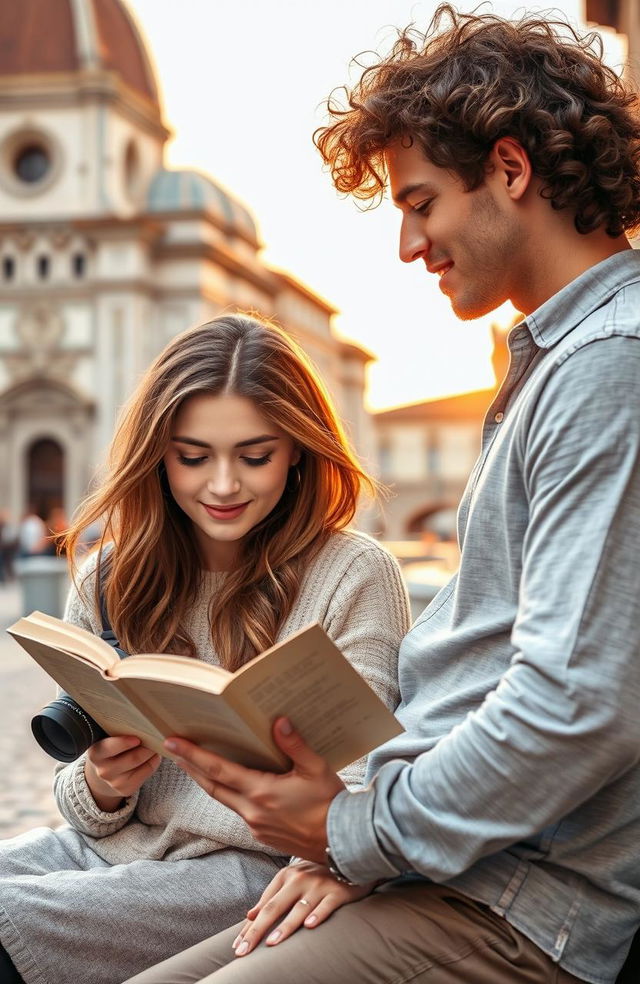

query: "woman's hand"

left=84, top=736, right=161, bottom=812
left=232, top=861, right=377, bottom=956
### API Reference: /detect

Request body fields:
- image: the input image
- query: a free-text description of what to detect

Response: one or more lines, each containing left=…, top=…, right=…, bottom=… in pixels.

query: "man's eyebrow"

left=393, top=182, right=437, bottom=206
left=170, top=435, right=280, bottom=449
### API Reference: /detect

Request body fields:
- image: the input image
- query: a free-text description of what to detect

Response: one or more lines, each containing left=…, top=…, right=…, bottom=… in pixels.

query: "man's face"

left=386, top=140, right=520, bottom=320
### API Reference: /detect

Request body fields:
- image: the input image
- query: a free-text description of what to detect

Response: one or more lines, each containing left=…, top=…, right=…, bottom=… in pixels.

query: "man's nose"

left=399, top=216, right=429, bottom=264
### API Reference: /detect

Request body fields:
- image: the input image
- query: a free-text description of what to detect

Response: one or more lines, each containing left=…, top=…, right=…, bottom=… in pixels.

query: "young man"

left=127, top=7, right=640, bottom=984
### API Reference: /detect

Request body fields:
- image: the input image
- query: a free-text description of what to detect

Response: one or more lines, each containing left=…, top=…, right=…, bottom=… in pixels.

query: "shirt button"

left=494, top=411, right=504, bottom=423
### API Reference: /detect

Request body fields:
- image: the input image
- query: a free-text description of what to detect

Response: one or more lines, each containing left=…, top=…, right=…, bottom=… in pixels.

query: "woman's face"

left=163, top=393, right=300, bottom=571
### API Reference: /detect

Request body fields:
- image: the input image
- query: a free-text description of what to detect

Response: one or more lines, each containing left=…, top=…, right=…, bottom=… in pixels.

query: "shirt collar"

left=521, top=249, right=640, bottom=349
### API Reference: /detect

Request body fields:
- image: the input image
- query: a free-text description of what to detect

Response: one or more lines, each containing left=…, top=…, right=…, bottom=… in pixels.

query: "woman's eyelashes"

left=176, top=453, right=273, bottom=468
left=177, top=454, right=206, bottom=467
left=243, top=453, right=273, bottom=467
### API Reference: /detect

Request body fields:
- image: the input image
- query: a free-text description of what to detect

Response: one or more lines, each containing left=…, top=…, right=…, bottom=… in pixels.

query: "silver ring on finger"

left=298, top=898, right=310, bottom=906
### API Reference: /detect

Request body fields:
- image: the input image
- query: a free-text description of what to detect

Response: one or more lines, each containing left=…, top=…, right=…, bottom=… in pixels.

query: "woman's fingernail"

left=236, top=941, right=249, bottom=956
left=266, top=930, right=282, bottom=944
left=278, top=718, right=293, bottom=736
left=232, top=935, right=241, bottom=950
left=164, top=740, right=178, bottom=752
left=305, top=914, right=318, bottom=926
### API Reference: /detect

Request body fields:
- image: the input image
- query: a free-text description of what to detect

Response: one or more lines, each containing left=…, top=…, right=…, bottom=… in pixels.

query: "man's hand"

left=85, top=736, right=161, bottom=812
left=164, top=717, right=346, bottom=860
left=231, top=861, right=376, bottom=956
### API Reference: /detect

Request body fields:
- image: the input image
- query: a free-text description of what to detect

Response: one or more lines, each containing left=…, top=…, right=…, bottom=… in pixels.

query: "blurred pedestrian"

left=17, top=505, right=48, bottom=558
left=0, top=510, right=18, bottom=580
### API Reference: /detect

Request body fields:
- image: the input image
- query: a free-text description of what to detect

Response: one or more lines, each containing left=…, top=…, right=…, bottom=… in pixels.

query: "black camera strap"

left=96, top=553, right=128, bottom=658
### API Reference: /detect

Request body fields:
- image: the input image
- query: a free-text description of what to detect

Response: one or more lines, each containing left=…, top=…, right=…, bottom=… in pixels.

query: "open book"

left=8, top=611, right=402, bottom=771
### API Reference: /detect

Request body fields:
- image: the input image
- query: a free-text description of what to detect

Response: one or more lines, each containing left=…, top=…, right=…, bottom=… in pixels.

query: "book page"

left=11, top=612, right=117, bottom=671
left=11, top=636, right=166, bottom=751
left=114, top=653, right=231, bottom=692
left=230, top=623, right=403, bottom=771
left=116, top=677, right=289, bottom=771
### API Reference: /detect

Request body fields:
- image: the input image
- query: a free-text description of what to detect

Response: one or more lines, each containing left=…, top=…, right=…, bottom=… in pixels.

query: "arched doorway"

left=26, top=437, right=64, bottom=518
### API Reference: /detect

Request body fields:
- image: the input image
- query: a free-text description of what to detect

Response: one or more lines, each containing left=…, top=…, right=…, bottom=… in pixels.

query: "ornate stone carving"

left=3, top=304, right=78, bottom=383
left=17, top=305, right=64, bottom=352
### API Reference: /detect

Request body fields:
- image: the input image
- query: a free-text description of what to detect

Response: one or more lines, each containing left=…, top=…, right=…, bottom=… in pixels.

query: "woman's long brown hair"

left=63, top=315, right=375, bottom=670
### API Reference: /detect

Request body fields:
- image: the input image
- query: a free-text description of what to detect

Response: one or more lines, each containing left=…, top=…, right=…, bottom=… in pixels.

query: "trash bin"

left=15, top=556, right=69, bottom=619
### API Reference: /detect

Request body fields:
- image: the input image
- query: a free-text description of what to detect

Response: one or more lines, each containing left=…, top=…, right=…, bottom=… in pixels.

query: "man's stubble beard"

left=450, top=186, right=521, bottom=321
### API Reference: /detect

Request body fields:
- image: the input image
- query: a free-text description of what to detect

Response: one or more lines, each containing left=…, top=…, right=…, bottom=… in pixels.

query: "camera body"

left=31, top=694, right=109, bottom=762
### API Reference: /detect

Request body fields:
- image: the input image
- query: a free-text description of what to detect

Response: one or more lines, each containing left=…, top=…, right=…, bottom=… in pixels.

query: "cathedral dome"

left=0, top=0, right=160, bottom=111
left=147, top=168, right=259, bottom=245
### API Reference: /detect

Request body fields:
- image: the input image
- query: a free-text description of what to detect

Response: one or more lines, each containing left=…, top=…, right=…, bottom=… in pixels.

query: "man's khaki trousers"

left=124, top=882, right=585, bottom=984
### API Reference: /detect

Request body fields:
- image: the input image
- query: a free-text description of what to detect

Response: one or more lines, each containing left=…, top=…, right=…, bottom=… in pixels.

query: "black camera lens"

left=31, top=694, right=108, bottom=763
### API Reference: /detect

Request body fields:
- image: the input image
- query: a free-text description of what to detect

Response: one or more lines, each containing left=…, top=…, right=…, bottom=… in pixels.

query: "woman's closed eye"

left=177, top=454, right=207, bottom=466
left=176, top=453, right=273, bottom=467
left=242, top=454, right=272, bottom=467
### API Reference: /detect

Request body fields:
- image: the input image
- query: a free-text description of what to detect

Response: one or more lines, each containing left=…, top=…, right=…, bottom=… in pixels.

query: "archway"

left=26, top=437, right=64, bottom=518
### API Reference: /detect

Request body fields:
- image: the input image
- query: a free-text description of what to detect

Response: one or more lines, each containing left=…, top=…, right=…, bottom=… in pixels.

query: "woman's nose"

left=206, top=465, right=241, bottom=497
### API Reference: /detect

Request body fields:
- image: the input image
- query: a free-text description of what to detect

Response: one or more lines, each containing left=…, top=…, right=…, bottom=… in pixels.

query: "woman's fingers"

left=298, top=891, right=348, bottom=928
left=232, top=862, right=376, bottom=957
left=233, top=874, right=377, bottom=956
left=244, top=868, right=287, bottom=920
left=263, top=895, right=329, bottom=942
left=97, top=753, right=162, bottom=796
left=235, top=893, right=322, bottom=955
left=233, top=877, right=313, bottom=954
left=97, top=746, right=160, bottom=783
left=88, top=735, right=141, bottom=764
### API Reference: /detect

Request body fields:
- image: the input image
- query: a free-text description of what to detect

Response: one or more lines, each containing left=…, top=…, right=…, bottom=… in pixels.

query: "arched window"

left=72, top=253, right=86, bottom=278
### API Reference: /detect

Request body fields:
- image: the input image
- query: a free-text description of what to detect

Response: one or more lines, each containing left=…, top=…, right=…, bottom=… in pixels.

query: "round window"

left=14, top=144, right=51, bottom=184
left=0, top=128, right=60, bottom=197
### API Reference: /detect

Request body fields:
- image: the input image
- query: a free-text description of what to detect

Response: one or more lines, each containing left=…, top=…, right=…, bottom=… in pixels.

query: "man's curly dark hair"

left=314, top=4, right=640, bottom=237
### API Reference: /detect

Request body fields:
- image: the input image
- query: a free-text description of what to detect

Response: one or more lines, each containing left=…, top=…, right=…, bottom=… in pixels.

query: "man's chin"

left=450, top=294, right=503, bottom=321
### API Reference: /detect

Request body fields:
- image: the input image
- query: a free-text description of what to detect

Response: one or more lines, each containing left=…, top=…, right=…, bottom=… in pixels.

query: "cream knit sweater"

left=53, top=530, right=410, bottom=865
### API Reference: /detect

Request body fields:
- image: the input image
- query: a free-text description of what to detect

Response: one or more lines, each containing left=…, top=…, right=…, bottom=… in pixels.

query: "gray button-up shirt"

left=328, top=250, right=640, bottom=984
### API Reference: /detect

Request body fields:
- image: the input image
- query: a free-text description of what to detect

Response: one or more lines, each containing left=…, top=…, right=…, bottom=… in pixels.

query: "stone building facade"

left=0, top=0, right=373, bottom=526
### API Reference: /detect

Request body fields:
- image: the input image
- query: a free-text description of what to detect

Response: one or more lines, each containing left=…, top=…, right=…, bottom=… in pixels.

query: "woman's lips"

left=202, top=502, right=250, bottom=521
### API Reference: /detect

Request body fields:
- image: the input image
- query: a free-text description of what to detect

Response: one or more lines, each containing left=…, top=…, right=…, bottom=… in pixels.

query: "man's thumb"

left=273, top=717, right=323, bottom=774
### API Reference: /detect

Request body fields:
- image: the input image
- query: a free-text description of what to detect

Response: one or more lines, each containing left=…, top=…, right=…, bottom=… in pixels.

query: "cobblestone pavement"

left=0, top=581, right=63, bottom=838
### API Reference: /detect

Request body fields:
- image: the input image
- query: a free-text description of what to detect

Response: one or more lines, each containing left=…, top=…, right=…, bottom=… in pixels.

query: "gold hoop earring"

left=288, top=464, right=301, bottom=491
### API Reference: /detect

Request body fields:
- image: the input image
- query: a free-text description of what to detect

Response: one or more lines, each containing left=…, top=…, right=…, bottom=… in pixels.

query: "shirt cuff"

left=326, top=785, right=403, bottom=884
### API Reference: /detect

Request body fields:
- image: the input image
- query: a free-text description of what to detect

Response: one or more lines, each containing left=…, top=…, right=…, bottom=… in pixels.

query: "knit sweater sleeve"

left=324, top=538, right=409, bottom=790
left=52, top=553, right=140, bottom=837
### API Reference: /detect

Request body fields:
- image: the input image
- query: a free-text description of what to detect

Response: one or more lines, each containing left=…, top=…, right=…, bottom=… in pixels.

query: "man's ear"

left=490, top=137, right=532, bottom=201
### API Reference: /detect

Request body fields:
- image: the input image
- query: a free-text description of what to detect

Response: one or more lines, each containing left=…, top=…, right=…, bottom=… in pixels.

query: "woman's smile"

left=201, top=501, right=251, bottom=521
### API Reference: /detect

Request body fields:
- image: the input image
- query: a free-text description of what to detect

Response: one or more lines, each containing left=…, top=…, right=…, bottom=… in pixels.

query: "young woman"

left=0, top=315, right=409, bottom=984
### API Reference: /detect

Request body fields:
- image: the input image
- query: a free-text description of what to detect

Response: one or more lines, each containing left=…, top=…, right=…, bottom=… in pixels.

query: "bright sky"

left=129, top=0, right=623, bottom=409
